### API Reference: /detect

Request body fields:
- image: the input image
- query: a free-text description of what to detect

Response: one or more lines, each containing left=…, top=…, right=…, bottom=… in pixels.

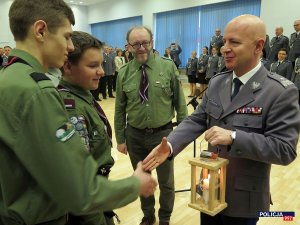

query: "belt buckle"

left=145, top=128, right=154, bottom=134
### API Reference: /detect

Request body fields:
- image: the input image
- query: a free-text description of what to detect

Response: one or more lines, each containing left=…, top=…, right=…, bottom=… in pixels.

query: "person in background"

left=217, top=46, right=227, bottom=73
left=197, top=46, right=209, bottom=99
left=270, top=48, right=293, bottom=80
left=122, top=44, right=133, bottom=62
left=170, top=42, right=182, bottom=68
left=186, top=50, right=198, bottom=97
left=209, top=28, right=223, bottom=56
left=164, top=48, right=172, bottom=59
left=114, top=48, right=126, bottom=91
left=1, top=45, right=12, bottom=66
left=267, top=26, right=289, bottom=62
left=288, top=20, right=300, bottom=67
left=205, top=47, right=219, bottom=82
left=115, top=26, right=188, bottom=225
left=143, top=14, right=300, bottom=225
left=0, top=0, right=157, bottom=224
left=291, top=56, right=300, bottom=104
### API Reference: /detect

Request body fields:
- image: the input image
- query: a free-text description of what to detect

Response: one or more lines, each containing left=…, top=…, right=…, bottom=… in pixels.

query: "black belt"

left=129, top=122, right=173, bottom=134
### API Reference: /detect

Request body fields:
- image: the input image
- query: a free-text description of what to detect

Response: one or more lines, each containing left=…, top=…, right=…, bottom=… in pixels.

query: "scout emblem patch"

left=236, top=106, right=262, bottom=114
left=69, top=116, right=90, bottom=151
left=56, top=122, right=75, bottom=142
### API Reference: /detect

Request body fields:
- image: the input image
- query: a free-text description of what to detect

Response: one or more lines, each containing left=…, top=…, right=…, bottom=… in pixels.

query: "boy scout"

left=59, top=31, right=122, bottom=225
left=0, top=1, right=156, bottom=224
left=114, top=26, right=187, bottom=225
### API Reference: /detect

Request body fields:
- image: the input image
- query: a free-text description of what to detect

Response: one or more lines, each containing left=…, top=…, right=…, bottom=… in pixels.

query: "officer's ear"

left=33, top=20, right=47, bottom=42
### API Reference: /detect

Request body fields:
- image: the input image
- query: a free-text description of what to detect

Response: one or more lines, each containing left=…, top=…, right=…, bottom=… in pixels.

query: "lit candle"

left=202, top=175, right=210, bottom=205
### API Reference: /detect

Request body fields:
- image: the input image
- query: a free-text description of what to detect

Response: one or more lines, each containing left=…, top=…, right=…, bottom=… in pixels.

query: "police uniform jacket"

left=114, top=53, right=188, bottom=144
left=168, top=64, right=300, bottom=218
left=217, top=56, right=227, bottom=73
left=209, top=35, right=223, bottom=54
left=267, top=35, right=289, bottom=62
left=103, top=53, right=115, bottom=76
left=197, top=54, right=209, bottom=74
left=186, top=57, right=198, bottom=75
left=0, top=49, right=139, bottom=225
left=288, top=32, right=300, bottom=62
left=291, top=57, right=300, bottom=90
left=270, top=60, right=293, bottom=80
left=206, top=55, right=219, bottom=79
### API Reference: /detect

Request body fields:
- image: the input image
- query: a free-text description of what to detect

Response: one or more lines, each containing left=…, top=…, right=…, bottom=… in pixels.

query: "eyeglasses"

left=128, top=41, right=151, bottom=49
left=294, top=24, right=300, bottom=27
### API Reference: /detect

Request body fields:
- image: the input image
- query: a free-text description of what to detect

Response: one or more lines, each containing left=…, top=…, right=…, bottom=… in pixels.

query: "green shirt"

left=58, top=80, right=114, bottom=169
left=114, top=53, right=188, bottom=144
left=0, top=49, right=139, bottom=224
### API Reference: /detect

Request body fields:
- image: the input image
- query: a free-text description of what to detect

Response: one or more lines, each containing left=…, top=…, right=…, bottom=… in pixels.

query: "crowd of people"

left=0, top=1, right=300, bottom=225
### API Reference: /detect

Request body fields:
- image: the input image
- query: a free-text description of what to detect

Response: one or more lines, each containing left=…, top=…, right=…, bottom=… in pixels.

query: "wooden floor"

left=99, top=83, right=300, bottom=225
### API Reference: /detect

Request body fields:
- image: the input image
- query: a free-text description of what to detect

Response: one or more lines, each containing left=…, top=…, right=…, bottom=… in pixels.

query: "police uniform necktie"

left=93, top=99, right=112, bottom=145
left=139, top=64, right=149, bottom=104
left=231, top=78, right=243, bottom=100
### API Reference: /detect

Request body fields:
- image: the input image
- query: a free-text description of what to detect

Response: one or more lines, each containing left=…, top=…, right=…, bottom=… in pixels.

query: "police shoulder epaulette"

left=161, top=56, right=173, bottom=62
left=268, top=72, right=294, bottom=88
left=211, top=70, right=233, bottom=79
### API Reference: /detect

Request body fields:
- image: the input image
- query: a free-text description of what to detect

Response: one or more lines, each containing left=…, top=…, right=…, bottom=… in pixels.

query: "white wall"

left=0, top=0, right=15, bottom=47
left=261, top=0, right=300, bottom=38
left=87, top=0, right=232, bottom=28
left=0, top=0, right=90, bottom=48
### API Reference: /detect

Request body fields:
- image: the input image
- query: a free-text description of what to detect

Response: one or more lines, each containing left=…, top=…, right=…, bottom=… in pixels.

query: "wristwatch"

left=231, top=131, right=236, bottom=144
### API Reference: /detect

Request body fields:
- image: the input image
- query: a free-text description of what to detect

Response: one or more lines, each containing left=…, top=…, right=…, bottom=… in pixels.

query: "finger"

left=143, top=159, right=157, bottom=171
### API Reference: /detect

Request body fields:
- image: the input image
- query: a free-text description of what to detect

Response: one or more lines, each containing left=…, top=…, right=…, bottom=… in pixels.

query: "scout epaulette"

left=161, top=56, right=173, bottom=62
left=29, top=72, right=50, bottom=82
left=57, top=85, right=76, bottom=110
left=268, top=72, right=294, bottom=88
left=3, top=56, right=30, bottom=68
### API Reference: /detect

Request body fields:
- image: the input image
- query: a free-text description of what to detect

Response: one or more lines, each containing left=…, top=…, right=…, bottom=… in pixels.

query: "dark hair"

left=279, top=48, right=287, bottom=53
left=68, top=31, right=103, bottom=65
left=9, top=0, right=75, bottom=41
left=203, top=46, right=208, bottom=51
left=126, top=26, right=153, bottom=42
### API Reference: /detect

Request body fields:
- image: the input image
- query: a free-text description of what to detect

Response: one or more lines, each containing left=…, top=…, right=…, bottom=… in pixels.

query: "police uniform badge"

left=56, top=122, right=75, bottom=142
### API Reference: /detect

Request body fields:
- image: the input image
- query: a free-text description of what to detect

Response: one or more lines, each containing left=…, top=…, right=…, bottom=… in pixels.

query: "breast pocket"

left=205, top=99, right=223, bottom=119
left=154, top=81, right=173, bottom=98
left=123, top=83, right=138, bottom=101
left=232, top=114, right=263, bottom=132
left=89, top=126, right=108, bottom=154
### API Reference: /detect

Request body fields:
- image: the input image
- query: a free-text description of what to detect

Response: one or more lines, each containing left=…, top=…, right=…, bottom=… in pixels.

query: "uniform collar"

left=59, top=79, right=93, bottom=103
left=10, top=48, right=45, bottom=73
left=132, top=52, right=156, bottom=70
left=232, top=61, right=262, bottom=85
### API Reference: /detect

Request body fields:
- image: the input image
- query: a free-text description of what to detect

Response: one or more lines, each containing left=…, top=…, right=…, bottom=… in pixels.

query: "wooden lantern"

left=188, top=155, right=229, bottom=216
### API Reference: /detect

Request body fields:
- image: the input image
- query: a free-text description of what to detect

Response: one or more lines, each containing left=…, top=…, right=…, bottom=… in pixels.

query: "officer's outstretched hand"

left=142, top=137, right=170, bottom=171
left=205, top=126, right=233, bottom=146
left=117, top=143, right=128, bottom=155
left=133, top=162, right=157, bottom=197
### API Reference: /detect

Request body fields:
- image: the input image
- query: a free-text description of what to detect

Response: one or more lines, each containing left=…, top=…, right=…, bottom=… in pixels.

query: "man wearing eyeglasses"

left=288, top=20, right=300, bottom=66
left=114, top=26, right=188, bottom=225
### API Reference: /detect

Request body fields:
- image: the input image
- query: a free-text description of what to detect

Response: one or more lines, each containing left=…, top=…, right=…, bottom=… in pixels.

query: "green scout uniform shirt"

left=0, top=49, right=139, bottom=225
left=58, top=80, right=114, bottom=169
left=114, top=53, right=188, bottom=144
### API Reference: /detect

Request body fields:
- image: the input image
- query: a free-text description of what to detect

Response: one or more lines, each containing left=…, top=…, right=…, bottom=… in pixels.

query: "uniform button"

left=244, top=123, right=248, bottom=126
left=224, top=120, right=227, bottom=125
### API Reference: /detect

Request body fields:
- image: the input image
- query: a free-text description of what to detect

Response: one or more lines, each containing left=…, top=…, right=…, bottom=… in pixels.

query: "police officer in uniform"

left=206, top=47, right=219, bottom=81
left=291, top=56, right=300, bottom=104
left=209, top=28, right=223, bottom=56
left=267, top=26, right=289, bottom=62
left=143, top=15, right=300, bottom=225
left=288, top=20, right=300, bottom=66
left=114, top=26, right=188, bottom=225
left=0, top=1, right=157, bottom=224
left=270, top=48, right=293, bottom=80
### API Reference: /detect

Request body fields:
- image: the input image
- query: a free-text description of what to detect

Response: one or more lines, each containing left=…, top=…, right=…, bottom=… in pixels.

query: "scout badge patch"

left=56, top=122, right=75, bottom=142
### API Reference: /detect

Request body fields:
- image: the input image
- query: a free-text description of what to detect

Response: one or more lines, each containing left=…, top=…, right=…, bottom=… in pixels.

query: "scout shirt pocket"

left=123, top=83, right=138, bottom=101
left=232, top=114, right=263, bottom=132
left=153, top=79, right=173, bottom=98
left=89, top=125, right=114, bottom=166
